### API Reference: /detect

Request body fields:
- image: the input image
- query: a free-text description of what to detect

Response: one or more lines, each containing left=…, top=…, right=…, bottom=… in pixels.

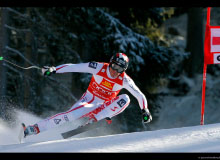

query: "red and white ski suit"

left=36, top=62, right=148, bottom=132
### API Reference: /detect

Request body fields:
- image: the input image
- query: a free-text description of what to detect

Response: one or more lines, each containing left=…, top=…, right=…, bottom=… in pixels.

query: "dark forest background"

left=0, top=7, right=215, bottom=134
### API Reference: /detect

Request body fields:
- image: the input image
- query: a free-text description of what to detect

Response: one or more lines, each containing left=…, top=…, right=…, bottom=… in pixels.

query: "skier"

left=23, top=53, right=152, bottom=137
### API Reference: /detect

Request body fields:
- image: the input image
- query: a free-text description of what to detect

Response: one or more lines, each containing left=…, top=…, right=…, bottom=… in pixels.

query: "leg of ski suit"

left=36, top=91, right=130, bottom=133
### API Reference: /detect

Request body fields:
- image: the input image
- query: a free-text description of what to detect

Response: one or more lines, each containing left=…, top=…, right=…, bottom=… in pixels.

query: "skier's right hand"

left=41, top=66, right=56, bottom=76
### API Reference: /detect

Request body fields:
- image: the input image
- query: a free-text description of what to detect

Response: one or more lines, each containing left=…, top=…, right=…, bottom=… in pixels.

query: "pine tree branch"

left=45, top=76, right=78, bottom=101
left=4, top=24, right=31, bottom=33
left=4, top=63, right=39, bottom=84
left=6, top=7, right=29, bottom=19
left=64, top=45, right=82, bottom=63
left=5, top=46, right=37, bottom=66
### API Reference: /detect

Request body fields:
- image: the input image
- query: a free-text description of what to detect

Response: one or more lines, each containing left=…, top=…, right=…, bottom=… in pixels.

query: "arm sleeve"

left=123, top=74, right=148, bottom=111
left=55, top=62, right=102, bottom=74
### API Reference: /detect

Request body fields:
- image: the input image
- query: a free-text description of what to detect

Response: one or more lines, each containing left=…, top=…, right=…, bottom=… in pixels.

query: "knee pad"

left=117, top=94, right=130, bottom=108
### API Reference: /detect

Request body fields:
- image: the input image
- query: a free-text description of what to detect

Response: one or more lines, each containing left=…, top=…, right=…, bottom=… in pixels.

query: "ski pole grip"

left=0, top=57, right=3, bottom=61
left=144, top=116, right=148, bottom=121
left=46, top=71, right=51, bottom=75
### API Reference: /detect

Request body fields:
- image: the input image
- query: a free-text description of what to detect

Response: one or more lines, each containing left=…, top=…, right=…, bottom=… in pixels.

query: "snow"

left=1, top=110, right=220, bottom=152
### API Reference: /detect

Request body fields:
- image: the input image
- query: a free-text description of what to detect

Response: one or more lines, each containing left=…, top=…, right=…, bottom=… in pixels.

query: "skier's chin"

left=112, top=75, right=118, bottom=78
left=112, top=72, right=120, bottom=78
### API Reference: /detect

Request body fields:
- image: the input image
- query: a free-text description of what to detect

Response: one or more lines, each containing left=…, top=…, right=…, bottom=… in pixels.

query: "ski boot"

left=22, top=123, right=40, bottom=137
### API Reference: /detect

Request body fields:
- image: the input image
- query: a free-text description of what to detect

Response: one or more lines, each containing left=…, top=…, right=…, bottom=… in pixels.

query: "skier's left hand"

left=42, top=66, right=56, bottom=76
left=142, top=109, right=152, bottom=123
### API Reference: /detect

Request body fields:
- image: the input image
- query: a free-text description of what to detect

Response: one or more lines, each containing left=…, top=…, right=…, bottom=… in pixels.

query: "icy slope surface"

left=1, top=117, right=220, bottom=152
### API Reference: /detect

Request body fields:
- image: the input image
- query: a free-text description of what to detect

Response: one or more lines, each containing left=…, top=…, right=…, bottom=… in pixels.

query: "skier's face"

left=109, top=66, right=121, bottom=78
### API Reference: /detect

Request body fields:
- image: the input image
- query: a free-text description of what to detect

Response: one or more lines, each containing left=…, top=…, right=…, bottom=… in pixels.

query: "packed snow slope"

left=1, top=110, right=220, bottom=152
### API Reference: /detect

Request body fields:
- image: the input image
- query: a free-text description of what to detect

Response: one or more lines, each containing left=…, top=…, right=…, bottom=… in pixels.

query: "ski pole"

left=0, top=56, right=41, bottom=70
left=0, top=56, right=53, bottom=76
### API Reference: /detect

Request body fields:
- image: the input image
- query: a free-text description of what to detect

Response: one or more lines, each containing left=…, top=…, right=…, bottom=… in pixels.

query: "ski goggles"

left=110, top=63, right=125, bottom=73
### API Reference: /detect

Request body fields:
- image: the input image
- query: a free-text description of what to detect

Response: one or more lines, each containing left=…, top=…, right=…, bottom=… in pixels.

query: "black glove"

left=41, top=66, right=56, bottom=76
left=142, top=109, right=152, bottom=123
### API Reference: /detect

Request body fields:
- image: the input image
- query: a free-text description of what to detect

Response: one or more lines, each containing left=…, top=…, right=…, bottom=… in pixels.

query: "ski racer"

left=23, top=53, right=152, bottom=137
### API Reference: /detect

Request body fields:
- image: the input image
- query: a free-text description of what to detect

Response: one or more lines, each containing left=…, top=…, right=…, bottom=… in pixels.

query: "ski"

left=61, top=119, right=105, bottom=139
left=18, top=123, right=26, bottom=143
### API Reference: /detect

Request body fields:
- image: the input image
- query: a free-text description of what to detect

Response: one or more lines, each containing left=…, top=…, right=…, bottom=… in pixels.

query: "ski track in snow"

left=1, top=110, right=220, bottom=152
